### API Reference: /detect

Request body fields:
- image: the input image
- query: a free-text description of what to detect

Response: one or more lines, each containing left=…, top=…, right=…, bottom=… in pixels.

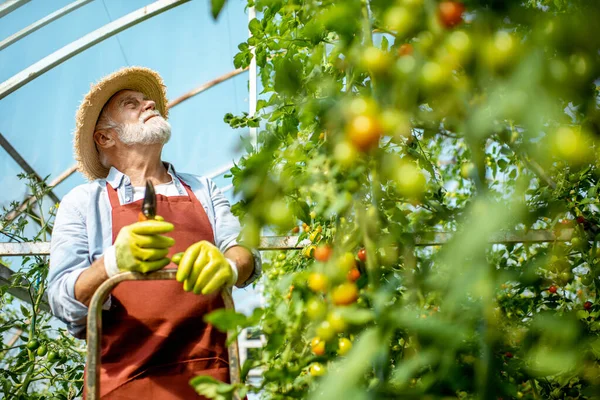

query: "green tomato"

left=581, top=273, right=594, bottom=286
left=558, top=270, right=574, bottom=286
left=306, top=298, right=327, bottom=320
left=316, top=321, right=335, bottom=342
left=36, top=345, right=47, bottom=357
left=47, top=350, right=60, bottom=363
left=26, top=339, right=40, bottom=351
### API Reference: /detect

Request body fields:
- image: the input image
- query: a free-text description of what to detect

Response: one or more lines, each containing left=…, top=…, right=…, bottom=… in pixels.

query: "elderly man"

left=48, top=67, right=261, bottom=399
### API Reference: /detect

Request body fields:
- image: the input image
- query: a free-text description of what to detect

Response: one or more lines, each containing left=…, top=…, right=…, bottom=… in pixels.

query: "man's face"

left=104, top=89, right=171, bottom=146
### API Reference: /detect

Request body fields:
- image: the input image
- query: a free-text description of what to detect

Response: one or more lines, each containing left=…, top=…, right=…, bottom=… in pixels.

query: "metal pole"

left=0, top=0, right=93, bottom=51
left=0, top=131, right=61, bottom=205
left=0, top=229, right=578, bottom=257
left=85, top=270, right=241, bottom=400
left=0, top=0, right=30, bottom=19
left=248, top=6, right=257, bottom=147
left=0, top=0, right=191, bottom=100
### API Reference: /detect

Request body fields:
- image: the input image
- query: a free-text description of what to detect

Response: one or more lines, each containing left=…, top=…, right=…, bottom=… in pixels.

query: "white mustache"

left=139, top=110, right=161, bottom=123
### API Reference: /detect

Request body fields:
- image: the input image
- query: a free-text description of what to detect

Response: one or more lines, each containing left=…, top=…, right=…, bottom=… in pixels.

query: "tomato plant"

left=0, top=174, right=85, bottom=398
left=202, top=0, right=600, bottom=398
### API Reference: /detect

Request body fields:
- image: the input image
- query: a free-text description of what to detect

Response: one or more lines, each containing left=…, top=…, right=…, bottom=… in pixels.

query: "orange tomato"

left=314, top=245, right=333, bottom=262
left=346, top=114, right=382, bottom=151
left=311, top=337, right=326, bottom=356
left=398, top=43, right=413, bottom=57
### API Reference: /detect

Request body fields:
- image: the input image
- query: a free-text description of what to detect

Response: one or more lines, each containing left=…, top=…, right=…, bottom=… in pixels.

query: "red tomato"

left=314, top=245, right=333, bottom=262
left=548, top=285, right=558, bottom=294
left=438, top=1, right=466, bottom=29
left=347, top=268, right=361, bottom=282
left=584, top=301, right=593, bottom=310
left=357, top=248, right=367, bottom=262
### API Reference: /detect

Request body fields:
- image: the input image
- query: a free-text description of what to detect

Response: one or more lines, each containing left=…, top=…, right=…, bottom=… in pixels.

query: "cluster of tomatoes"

left=302, top=246, right=368, bottom=376
left=24, top=339, right=67, bottom=366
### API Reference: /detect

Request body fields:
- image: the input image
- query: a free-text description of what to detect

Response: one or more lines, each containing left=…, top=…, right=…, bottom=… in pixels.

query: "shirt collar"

left=105, top=162, right=179, bottom=189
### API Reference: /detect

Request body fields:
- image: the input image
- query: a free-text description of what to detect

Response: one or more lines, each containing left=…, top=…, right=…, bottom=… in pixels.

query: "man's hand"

left=175, top=241, right=237, bottom=295
left=113, top=218, right=175, bottom=273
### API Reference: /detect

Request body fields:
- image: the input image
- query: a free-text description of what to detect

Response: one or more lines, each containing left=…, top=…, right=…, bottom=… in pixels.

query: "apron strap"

left=106, top=182, right=120, bottom=209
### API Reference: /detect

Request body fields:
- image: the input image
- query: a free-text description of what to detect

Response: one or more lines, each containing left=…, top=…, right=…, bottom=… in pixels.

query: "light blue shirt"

left=48, top=164, right=261, bottom=338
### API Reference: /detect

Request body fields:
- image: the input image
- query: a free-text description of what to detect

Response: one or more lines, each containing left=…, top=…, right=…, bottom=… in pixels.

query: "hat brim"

left=74, top=67, right=169, bottom=181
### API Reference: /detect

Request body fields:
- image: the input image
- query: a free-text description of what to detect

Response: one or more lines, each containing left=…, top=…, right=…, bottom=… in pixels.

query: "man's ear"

left=93, top=130, right=115, bottom=149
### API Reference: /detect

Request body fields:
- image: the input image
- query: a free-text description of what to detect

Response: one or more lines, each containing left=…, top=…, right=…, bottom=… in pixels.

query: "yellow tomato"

left=331, top=282, right=359, bottom=306
left=308, top=272, right=328, bottom=292
left=338, top=338, right=353, bottom=356
left=309, top=362, right=326, bottom=377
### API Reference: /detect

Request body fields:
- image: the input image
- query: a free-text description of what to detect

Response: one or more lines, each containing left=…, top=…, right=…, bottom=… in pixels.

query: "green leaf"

left=249, top=18, right=263, bottom=38
left=210, top=0, right=226, bottom=20
left=381, top=36, right=389, bottom=52
left=190, top=375, right=234, bottom=400
left=274, top=57, right=303, bottom=97
left=204, top=308, right=263, bottom=332
left=292, top=200, right=311, bottom=224
left=204, top=309, right=248, bottom=331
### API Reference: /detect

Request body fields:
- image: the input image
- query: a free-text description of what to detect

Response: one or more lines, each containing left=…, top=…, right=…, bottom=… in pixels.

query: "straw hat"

left=73, top=66, right=169, bottom=181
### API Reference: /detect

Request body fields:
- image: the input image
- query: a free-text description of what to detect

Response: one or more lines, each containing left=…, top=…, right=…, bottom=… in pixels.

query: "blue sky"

left=0, top=0, right=251, bottom=208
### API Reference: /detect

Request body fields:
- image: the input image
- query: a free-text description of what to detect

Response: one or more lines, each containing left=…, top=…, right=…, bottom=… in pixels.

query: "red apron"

left=91, top=181, right=229, bottom=399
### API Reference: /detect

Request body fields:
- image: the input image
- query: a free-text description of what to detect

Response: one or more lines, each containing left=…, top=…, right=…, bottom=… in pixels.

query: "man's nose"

left=143, top=99, right=156, bottom=112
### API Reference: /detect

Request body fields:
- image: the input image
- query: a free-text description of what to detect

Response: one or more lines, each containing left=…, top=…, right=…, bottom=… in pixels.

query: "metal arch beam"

left=167, top=67, right=248, bottom=109
left=0, top=0, right=93, bottom=51
left=0, top=0, right=191, bottom=100
left=0, top=164, right=76, bottom=232
left=0, top=131, right=61, bottom=205
left=0, top=0, right=30, bottom=19
left=0, top=264, right=50, bottom=312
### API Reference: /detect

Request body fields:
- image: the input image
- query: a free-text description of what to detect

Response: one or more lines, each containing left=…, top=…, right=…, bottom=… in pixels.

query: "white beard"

left=118, top=111, right=171, bottom=146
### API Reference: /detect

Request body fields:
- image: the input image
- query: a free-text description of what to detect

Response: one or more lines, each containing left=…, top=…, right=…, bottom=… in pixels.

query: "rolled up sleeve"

left=208, top=179, right=262, bottom=287
left=48, top=189, right=105, bottom=338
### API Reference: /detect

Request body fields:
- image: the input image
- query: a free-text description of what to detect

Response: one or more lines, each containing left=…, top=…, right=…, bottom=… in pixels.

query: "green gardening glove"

left=173, top=241, right=238, bottom=295
left=104, top=218, right=175, bottom=277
